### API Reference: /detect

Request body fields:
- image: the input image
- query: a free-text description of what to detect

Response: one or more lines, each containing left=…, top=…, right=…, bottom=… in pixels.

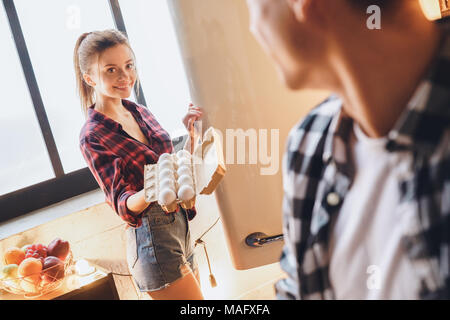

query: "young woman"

left=74, top=29, right=203, bottom=300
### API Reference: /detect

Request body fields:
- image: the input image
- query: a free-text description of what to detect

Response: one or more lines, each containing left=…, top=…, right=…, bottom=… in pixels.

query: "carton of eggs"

left=144, top=127, right=227, bottom=214
left=144, top=151, right=197, bottom=212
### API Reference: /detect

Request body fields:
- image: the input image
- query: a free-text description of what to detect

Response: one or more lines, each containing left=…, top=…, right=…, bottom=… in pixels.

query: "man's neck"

left=330, top=7, right=443, bottom=138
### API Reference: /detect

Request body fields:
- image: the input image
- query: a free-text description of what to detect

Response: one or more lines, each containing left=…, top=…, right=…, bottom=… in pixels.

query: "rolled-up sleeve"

left=80, top=133, right=142, bottom=228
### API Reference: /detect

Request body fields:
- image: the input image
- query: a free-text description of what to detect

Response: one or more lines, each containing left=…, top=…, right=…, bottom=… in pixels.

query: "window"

left=119, top=0, right=192, bottom=139
left=14, top=0, right=116, bottom=174
left=0, top=6, right=54, bottom=195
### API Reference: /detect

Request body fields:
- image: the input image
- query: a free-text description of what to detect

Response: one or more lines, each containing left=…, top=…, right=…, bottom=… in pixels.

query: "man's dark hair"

left=348, top=0, right=402, bottom=16
left=348, top=0, right=399, bottom=10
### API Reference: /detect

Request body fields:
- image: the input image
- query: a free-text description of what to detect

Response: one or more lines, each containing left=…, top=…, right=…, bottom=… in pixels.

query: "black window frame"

left=0, top=0, right=181, bottom=224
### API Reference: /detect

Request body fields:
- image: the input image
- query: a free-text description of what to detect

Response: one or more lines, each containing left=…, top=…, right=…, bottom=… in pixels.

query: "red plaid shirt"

left=79, top=99, right=196, bottom=228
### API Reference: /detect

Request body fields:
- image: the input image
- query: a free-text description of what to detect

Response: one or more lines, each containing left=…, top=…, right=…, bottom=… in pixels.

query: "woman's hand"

left=126, top=189, right=151, bottom=215
left=182, top=103, right=203, bottom=132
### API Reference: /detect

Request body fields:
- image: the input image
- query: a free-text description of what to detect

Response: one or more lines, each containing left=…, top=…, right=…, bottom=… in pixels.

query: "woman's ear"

left=82, top=73, right=96, bottom=87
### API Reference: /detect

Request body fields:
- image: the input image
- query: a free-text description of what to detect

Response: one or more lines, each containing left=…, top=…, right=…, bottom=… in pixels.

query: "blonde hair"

left=73, top=29, right=140, bottom=117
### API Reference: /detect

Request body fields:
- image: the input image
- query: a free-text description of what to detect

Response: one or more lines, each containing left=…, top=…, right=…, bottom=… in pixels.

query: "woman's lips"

left=114, top=85, right=131, bottom=91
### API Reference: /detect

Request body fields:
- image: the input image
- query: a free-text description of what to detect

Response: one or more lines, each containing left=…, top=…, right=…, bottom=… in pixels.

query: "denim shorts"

left=125, top=204, right=198, bottom=292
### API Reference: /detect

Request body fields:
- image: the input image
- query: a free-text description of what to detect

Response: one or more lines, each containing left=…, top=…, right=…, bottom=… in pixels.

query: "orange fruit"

left=4, top=247, right=25, bottom=265
left=18, top=257, right=42, bottom=277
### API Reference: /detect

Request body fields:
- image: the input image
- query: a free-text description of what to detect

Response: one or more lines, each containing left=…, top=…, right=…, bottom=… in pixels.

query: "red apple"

left=47, top=238, right=70, bottom=261
left=42, top=256, right=65, bottom=282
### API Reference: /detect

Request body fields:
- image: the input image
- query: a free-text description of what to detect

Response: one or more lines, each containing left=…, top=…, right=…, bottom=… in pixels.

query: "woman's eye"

left=107, top=68, right=115, bottom=73
left=127, top=63, right=135, bottom=69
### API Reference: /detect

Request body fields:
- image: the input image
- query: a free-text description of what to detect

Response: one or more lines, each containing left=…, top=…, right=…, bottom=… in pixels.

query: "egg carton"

left=144, top=127, right=226, bottom=213
left=144, top=151, right=196, bottom=212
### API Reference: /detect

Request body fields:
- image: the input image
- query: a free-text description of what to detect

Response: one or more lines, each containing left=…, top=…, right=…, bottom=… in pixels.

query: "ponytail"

left=73, top=32, right=95, bottom=117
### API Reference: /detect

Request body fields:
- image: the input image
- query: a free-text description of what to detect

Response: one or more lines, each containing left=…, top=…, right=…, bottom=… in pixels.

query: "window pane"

left=14, top=0, right=116, bottom=174
left=119, top=0, right=192, bottom=139
left=0, top=6, right=54, bottom=196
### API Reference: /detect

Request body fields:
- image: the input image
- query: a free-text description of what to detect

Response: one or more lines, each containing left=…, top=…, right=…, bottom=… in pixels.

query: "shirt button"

left=326, top=192, right=340, bottom=207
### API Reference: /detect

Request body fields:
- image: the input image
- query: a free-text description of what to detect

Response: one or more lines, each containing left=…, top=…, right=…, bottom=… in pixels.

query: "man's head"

left=246, top=0, right=425, bottom=90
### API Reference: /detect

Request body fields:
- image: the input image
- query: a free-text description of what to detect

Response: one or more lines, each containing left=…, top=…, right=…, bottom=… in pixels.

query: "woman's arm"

left=126, top=189, right=151, bottom=214
left=80, top=133, right=145, bottom=228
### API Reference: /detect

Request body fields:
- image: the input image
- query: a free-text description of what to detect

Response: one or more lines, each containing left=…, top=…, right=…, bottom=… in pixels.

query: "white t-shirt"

left=328, top=122, right=420, bottom=299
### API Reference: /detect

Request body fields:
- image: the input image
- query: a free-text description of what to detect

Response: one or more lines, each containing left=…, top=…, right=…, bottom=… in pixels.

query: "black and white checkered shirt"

left=275, top=30, right=450, bottom=300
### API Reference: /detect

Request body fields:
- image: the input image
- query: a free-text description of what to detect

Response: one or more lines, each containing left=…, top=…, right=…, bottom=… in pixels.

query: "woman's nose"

left=117, top=68, right=133, bottom=80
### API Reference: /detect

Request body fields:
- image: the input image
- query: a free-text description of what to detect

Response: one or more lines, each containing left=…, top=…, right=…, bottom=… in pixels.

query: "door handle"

left=245, top=232, right=284, bottom=247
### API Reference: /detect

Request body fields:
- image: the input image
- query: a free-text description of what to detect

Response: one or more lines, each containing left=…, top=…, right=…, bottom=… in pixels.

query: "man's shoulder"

left=310, top=93, right=342, bottom=115
left=286, top=94, right=342, bottom=152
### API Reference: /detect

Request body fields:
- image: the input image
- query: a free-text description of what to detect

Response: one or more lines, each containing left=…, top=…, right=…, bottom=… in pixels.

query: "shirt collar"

left=323, top=106, right=355, bottom=178
left=87, top=99, right=137, bottom=131
left=386, top=31, right=450, bottom=155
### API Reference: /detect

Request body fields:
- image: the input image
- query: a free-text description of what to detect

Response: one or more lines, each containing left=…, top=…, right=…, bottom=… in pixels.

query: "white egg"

left=159, top=188, right=176, bottom=205
left=177, top=157, right=191, bottom=168
left=177, top=165, right=192, bottom=177
left=177, top=174, right=194, bottom=187
left=177, top=185, right=195, bottom=201
left=159, top=168, right=174, bottom=180
left=158, top=160, right=174, bottom=170
left=158, top=153, right=172, bottom=162
left=159, top=177, right=175, bottom=190
left=176, top=150, right=191, bottom=160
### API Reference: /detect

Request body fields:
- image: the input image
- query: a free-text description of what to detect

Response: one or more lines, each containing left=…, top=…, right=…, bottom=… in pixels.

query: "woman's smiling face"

left=84, top=43, right=137, bottom=100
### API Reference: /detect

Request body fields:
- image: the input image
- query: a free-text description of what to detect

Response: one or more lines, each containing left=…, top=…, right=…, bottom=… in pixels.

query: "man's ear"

left=286, top=0, right=314, bottom=21
left=82, top=73, right=96, bottom=87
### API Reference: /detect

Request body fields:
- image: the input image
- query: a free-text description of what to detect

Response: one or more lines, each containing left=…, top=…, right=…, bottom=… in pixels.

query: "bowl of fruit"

left=0, top=238, right=73, bottom=298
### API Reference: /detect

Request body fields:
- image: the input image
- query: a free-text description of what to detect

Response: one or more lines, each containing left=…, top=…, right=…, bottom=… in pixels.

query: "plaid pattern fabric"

left=79, top=99, right=196, bottom=228
left=275, top=33, right=450, bottom=300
